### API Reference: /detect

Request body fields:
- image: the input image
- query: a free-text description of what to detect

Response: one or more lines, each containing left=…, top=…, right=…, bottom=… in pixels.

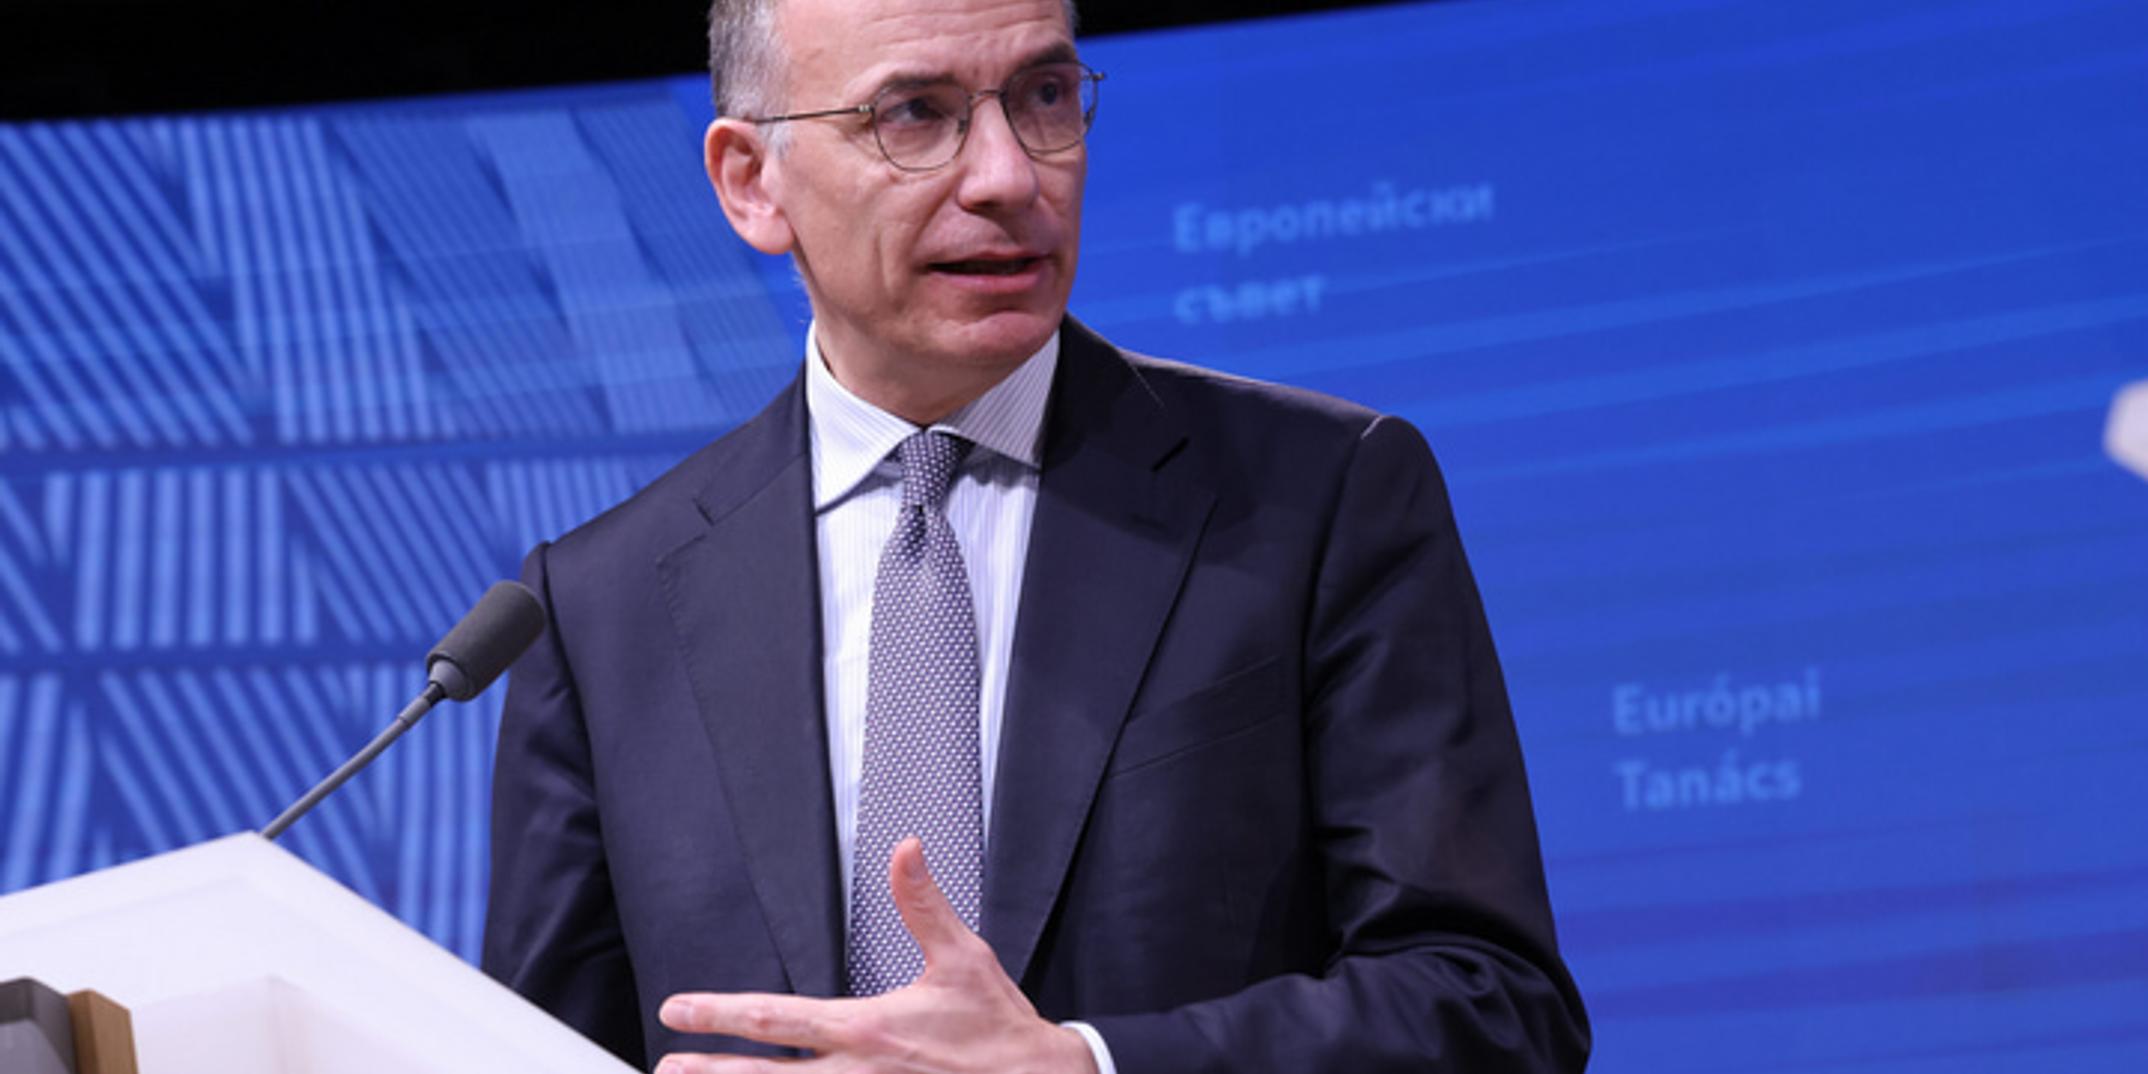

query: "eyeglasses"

left=745, top=61, right=1104, bottom=172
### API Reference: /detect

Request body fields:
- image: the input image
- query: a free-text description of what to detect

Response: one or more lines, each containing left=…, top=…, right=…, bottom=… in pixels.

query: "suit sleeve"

left=481, top=541, right=648, bottom=1068
left=1083, top=415, right=1591, bottom=1072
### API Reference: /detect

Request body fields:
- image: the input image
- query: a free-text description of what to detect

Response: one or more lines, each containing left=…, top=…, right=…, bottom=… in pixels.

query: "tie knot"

left=896, top=430, right=969, bottom=510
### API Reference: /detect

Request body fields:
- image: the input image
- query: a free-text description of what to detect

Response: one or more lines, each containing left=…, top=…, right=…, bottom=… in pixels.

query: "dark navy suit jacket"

left=481, top=319, right=1590, bottom=1072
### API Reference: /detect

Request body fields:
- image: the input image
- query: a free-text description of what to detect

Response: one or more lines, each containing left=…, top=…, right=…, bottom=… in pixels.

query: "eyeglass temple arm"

left=745, top=103, right=875, bottom=125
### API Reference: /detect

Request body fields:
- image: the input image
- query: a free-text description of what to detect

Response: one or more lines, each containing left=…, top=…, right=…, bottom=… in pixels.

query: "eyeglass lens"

left=870, top=63, right=1098, bottom=170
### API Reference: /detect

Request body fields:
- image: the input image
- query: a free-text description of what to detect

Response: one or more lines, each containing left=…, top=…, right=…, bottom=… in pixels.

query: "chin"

left=933, top=306, right=1063, bottom=366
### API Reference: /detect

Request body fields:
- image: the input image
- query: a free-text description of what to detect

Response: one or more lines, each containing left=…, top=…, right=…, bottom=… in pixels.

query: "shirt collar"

left=804, top=322, right=1058, bottom=511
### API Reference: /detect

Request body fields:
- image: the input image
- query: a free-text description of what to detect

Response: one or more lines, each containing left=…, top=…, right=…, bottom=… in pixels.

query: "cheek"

left=805, top=196, right=909, bottom=301
left=1043, top=163, right=1086, bottom=230
left=872, top=192, right=947, bottom=281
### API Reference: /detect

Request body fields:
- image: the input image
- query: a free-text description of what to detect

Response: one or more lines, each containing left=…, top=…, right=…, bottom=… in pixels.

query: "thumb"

left=887, top=837, right=973, bottom=971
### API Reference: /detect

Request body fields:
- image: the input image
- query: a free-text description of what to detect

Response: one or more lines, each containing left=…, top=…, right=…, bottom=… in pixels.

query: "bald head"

left=706, top=0, right=1077, bottom=117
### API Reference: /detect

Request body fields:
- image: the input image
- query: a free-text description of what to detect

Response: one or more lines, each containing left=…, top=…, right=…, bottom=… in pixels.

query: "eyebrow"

left=864, top=41, right=1082, bottom=97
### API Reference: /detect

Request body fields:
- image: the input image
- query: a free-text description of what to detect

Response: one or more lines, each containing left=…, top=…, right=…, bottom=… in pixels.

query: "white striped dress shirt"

left=802, top=325, right=1119, bottom=1073
left=805, top=325, right=1055, bottom=918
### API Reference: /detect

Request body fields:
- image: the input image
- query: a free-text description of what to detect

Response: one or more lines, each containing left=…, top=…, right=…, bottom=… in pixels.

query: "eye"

left=1021, top=69, right=1075, bottom=110
left=878, top=88, right=956, bottom=129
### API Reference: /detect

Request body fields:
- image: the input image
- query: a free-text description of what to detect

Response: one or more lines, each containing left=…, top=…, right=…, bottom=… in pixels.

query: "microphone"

left=426, top=580, right=547, bottom=701
left=261, top=581, right=545, bottom=841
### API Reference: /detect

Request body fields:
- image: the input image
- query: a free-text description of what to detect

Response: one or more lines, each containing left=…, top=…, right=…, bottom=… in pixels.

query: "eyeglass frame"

left=741, top=62, right=1105, bottom=173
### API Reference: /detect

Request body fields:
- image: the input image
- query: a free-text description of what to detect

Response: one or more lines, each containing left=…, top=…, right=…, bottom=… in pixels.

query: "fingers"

left=660, top=992, right=840, bottom=1053
left=887, top=836, right=973, bottom=969
left=655, top=1055, right=797, bottom=1074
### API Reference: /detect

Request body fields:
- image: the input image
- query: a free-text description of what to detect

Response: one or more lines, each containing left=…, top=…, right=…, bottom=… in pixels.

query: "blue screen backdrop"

left=2, top=1, right=2145, bottom=1069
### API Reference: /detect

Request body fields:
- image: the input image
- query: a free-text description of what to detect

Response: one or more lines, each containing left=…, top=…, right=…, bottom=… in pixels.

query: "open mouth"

left=930, top=257, right=1042, bottom=276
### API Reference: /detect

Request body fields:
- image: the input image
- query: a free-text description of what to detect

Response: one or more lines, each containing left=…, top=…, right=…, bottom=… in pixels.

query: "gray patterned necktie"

left=846, top=429, right=983, bottom=996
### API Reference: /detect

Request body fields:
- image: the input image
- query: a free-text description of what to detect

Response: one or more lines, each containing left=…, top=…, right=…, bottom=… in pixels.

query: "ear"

left=705, top=117, right=795, bottom=255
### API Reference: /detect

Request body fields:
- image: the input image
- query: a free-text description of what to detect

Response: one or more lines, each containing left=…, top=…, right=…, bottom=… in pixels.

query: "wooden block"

left=66, top=990, right=138, bottom=1074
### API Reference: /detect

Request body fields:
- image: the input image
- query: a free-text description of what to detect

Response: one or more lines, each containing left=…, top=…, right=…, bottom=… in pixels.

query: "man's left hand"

left=656, top=837, right=1098, bottom=1073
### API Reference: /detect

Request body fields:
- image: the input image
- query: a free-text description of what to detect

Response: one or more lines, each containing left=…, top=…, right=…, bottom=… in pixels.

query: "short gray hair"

left=706, top=0, right=1080, bottom=118
left=707, top=0, right=785, bottom=118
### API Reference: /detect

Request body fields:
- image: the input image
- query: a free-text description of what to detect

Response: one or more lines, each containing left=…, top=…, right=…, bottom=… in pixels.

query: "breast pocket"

left=1107, top=657, right=1290, bottom=776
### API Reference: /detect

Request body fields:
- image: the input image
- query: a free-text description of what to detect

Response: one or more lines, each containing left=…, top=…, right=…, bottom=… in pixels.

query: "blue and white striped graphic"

left=0, top=82, right=799, bottom=961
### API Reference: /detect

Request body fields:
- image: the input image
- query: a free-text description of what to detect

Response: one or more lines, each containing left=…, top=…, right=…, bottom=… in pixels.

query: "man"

left=482, top=0, right=1590, bottom=1070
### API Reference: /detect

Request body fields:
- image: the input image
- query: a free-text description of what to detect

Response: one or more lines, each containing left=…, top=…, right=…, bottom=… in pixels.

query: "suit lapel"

left=648, top=328, right=1214, bottom=995
left=655, top=380, right=844, bottom=998
left=983, top=322, right=1216, bottom=983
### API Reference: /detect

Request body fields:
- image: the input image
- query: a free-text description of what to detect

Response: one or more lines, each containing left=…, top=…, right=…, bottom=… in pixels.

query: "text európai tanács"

left=1610, top=669, right=1822, bottom=813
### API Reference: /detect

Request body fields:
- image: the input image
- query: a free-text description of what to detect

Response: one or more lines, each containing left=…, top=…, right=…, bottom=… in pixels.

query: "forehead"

left=776, top=0, right=1074, bottom=97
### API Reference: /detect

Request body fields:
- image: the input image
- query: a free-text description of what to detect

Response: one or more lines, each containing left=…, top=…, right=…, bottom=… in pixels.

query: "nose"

left=954, top=94, right=1041, bottom=212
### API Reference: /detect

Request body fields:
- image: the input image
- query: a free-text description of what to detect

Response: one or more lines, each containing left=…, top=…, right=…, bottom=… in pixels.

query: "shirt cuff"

left=1061, top=1020, right=1118, bottom=1074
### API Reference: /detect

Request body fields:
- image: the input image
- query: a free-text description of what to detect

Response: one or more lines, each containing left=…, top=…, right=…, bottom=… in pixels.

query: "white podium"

left=0, top=834, right=637, bottom=1074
